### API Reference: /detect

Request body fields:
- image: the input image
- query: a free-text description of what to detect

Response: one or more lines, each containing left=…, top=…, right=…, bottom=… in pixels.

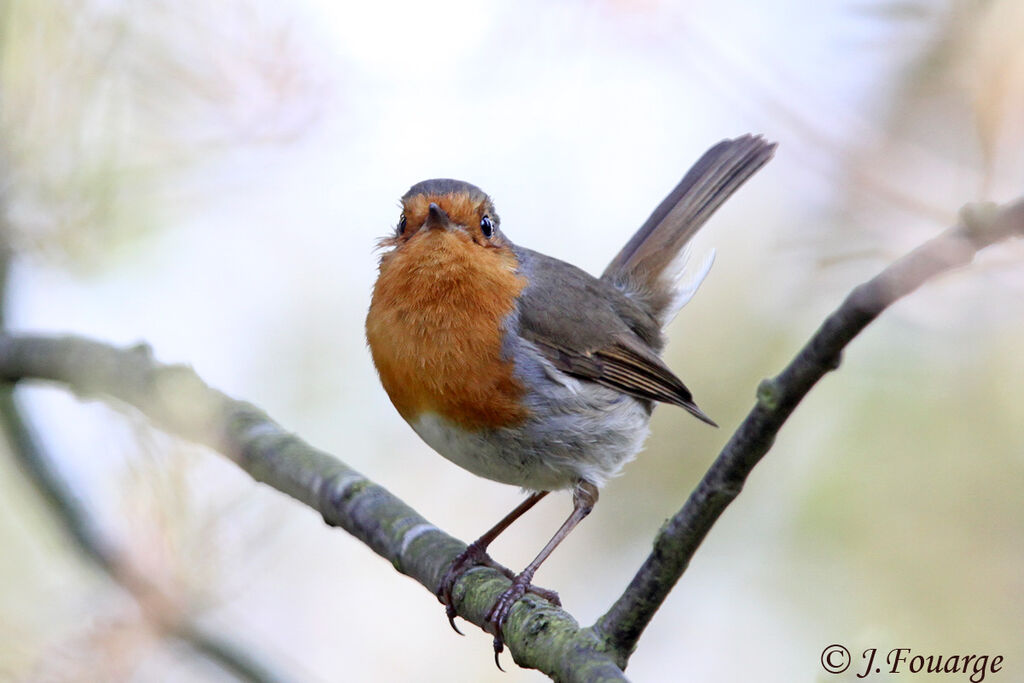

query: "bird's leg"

left=438, top=490, right=554, bottom=634
left=486, top=480, right=598, bottom=667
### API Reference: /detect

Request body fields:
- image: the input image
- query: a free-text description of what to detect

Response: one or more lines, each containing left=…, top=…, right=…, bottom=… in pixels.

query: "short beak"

left=423, top=202, right=450, bottom=231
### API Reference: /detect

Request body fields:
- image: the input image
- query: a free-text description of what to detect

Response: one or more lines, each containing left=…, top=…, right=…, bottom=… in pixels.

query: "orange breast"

left=366, top=229, right=529, bottom=430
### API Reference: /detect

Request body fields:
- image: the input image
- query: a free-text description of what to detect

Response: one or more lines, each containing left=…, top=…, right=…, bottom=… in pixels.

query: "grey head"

left=398, top=179, right=503, bottom=240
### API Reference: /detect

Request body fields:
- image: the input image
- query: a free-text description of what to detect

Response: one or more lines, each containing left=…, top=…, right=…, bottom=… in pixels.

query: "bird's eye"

left=397, top=213, right=407, bottom=234
left=480, top=215, right=494, bottom=239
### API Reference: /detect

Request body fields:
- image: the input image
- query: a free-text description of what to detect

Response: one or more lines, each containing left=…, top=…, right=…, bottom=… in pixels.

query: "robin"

left=365, top=135, right=775, bottom=661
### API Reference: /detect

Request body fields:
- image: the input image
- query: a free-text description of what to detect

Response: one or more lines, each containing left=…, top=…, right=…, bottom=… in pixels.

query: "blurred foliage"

left=838, top=0, right=1024, bottom=243
left=0, top=0, right=324, bottom=272
left=881, top=0, right=1024, bottom=173
left=795, top=333, right=1024, bottom=640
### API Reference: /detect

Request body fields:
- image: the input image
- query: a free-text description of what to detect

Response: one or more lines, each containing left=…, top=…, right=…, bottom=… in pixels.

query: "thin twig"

left=592, top=200, right=1024, bottom=663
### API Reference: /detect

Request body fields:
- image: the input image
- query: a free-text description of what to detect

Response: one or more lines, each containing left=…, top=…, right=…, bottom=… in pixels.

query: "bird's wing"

left=514, top=247, right=717, bottom=426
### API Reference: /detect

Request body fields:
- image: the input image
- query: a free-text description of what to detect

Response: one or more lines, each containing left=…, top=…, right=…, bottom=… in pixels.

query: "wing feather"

left=515, top=247, right=716, bottom=426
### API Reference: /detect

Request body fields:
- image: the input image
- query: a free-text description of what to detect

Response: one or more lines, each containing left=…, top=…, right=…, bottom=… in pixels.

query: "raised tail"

left=602, top=134, right=776, bottom=323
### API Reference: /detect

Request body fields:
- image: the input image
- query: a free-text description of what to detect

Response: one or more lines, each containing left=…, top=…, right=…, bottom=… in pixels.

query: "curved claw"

left=445, top=603, right=464, bottom=636
left=438, top=543, right=503, bottom=633
left=492, top=638, right=505, bottom=671
left=484, top=577, right=530, bottom=664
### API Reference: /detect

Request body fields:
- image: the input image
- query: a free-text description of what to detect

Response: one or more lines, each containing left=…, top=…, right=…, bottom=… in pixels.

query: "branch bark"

left=0, top=199, right=1019, bottom=679
left=592, top=199, right=1024, bottom=663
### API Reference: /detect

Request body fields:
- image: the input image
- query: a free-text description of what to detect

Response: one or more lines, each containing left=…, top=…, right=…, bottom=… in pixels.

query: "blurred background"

left=1, top=0, right=1022, bottom=681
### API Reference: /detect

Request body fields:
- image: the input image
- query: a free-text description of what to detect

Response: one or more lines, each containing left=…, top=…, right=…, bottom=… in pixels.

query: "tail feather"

left=602, top=134, right=776, bottom=323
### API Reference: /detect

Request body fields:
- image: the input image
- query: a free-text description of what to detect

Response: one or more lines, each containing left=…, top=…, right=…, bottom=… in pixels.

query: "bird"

left=365, top=135, right=775, bottom=662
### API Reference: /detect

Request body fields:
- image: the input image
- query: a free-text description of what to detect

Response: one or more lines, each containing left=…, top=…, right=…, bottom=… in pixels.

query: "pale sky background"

left=2, top=1, right=1023, bottom=681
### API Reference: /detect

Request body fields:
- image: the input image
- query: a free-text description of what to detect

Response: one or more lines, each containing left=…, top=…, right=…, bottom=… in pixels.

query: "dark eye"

left=480, top=215, right=494, bottom=238
left=397, top=214, right=407, bottom=234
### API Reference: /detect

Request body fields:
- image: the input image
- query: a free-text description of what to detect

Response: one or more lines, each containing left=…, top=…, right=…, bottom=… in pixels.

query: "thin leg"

left=467, top=491, right=550, bottom=554
left=438, top=491, right=551, bottom=634
left=486, top=481, right=599, bottom=667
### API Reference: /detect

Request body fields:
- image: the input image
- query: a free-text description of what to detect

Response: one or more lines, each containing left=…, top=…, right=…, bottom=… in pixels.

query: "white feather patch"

left=661, top=247, right=715, bottom=324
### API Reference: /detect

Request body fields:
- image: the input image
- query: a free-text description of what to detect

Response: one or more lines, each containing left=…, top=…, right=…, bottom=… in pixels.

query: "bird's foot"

left=485, top=571, right=549, bottom=670
left=438, top=542, right=495, bottom=635
left=438, top=546, right=560, bottom=640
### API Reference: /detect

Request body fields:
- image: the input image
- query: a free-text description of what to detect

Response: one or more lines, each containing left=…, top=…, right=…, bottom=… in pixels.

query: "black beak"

left=423, top=202, right=450, bottom=231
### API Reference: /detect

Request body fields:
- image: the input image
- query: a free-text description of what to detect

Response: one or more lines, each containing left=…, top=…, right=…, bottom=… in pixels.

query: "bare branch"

left=592, top=199, right=1024, bottom=662
left=0, top=334, right=628, bottom=682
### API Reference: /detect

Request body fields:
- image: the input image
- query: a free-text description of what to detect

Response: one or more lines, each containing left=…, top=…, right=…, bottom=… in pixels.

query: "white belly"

left=410, top=385, right=651, bottom=492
